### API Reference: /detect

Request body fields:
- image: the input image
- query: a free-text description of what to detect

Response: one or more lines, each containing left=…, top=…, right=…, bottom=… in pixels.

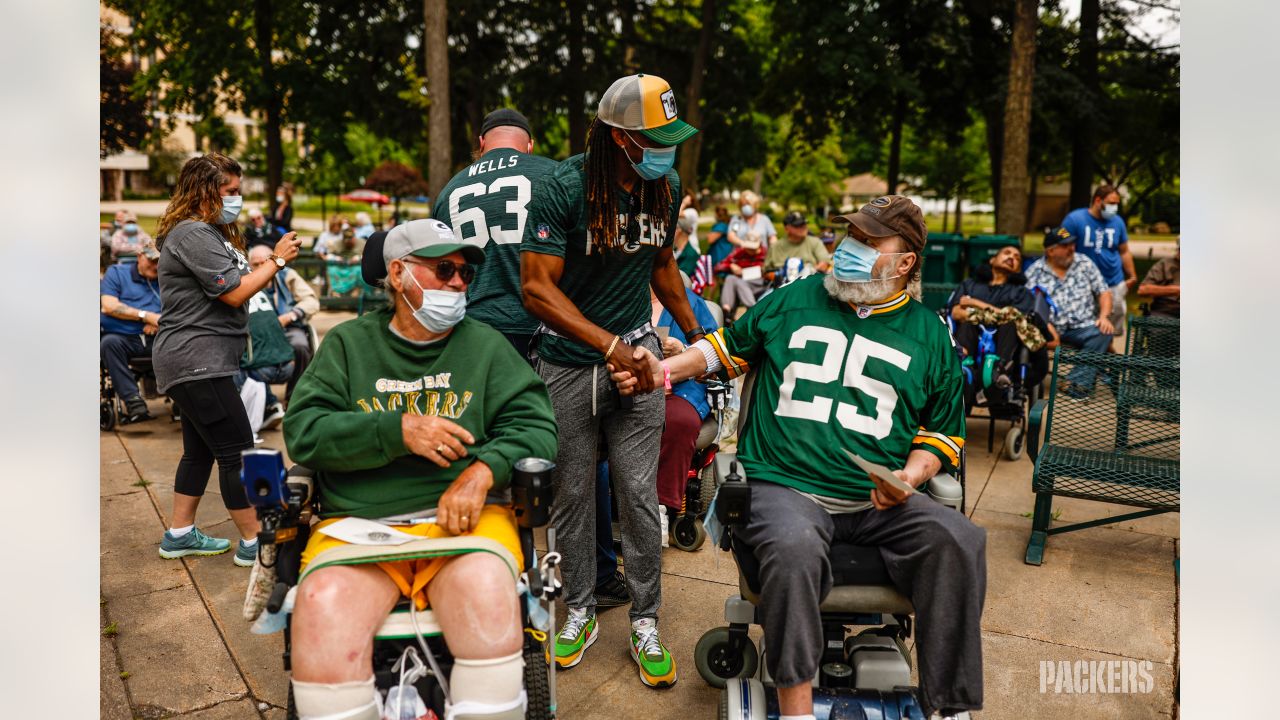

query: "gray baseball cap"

left=382, top=219, right=485, bottom=267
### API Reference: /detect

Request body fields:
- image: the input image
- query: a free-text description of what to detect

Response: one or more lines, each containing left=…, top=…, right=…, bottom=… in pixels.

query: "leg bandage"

left=293, top=677, right=381, bottom=720
left=445, top=650, right=526, bottom=720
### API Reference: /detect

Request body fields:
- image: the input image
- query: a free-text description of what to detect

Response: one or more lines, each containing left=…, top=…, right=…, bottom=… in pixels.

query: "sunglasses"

left=403, top=258, right=476, bottom=284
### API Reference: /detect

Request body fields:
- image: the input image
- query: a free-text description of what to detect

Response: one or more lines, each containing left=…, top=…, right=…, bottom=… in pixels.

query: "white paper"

left=316, top=517, right=420, bottom=545
left=741, top=265, right=763, bottom=282
left=844, top=450, right=917, bottom=495
left=656, top=325, right=670, bottom=341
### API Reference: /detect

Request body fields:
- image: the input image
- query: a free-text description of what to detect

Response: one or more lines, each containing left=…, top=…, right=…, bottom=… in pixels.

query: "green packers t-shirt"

left=521, top=153, right=681, bottom=366
left=433, top=148, right=559, bottom=335
left=704, top=275, right=965, bottom=501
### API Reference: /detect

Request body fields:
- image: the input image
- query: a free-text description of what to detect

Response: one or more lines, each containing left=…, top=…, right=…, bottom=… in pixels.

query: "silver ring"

left=436, top=444, right=446, bottom=454
left=460, top=516, right=469, bottom=523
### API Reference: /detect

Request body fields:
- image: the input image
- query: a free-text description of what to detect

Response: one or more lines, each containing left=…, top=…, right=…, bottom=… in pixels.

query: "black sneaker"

left=123, top=397, right=153, bottom=424
left=261, top=403, right=285, bottom=430
left=594, top=571, right=631, bottom=609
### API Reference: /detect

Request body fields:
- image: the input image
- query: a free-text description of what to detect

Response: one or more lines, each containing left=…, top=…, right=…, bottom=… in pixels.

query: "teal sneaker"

left=159, top=527, right=231, bottom=559
left=630, top=618, right=677, bottom=687
left=234, top=539, right=258, bottom=567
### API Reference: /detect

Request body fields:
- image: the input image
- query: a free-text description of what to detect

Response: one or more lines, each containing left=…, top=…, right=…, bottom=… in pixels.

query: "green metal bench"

left=291, top=251, right=387, bottom=315
left=1024, top=348, right=1179, bottom=565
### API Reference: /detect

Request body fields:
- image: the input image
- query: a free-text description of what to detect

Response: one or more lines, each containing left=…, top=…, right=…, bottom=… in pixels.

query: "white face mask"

left=740, top=204, right=755, bottom=217
left=1101, top=203, right=1118, bottom=220
left=219, top=195, right=243, bottom=224
left=401, top=265, right=467, bottom=333
left=275, top=193, right=285, bottom=203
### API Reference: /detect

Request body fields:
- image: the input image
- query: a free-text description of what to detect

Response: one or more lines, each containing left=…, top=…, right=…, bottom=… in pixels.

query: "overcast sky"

left=1060, top=0, right=1181, bottom=46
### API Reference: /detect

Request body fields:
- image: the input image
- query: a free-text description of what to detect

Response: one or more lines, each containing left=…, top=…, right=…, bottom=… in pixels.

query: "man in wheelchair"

left=613, top=196, right=986, bottom=719
left=946, top=242, right=1058, bottom=408
left=280, top=219, right=558, bottom=720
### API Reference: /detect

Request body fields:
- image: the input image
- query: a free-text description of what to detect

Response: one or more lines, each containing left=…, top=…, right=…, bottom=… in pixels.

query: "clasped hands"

left=401, top=414, right=490, bottom=535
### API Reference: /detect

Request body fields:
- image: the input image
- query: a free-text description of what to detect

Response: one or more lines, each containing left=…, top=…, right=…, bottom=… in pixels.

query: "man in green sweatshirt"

left=282, top=218, right=558, bottom=720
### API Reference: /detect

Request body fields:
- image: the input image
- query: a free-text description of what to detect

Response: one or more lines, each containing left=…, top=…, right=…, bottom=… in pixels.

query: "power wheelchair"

left=99, top=352, right=176, bottom=430
left=239, top=449, right=563, bottom=720
left=691, top=374, right=966, bottom=720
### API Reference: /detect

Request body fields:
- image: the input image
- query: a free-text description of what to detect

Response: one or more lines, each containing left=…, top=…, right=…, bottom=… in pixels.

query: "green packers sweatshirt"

left=283, top=308, right=559, bottom=519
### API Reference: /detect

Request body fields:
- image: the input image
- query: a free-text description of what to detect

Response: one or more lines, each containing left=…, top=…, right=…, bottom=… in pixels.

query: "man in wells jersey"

left=432, top=108, right=558, bottom=357
left=521, top=74, right=704, bottom=688
left=612, top=196, right=987, bottom=719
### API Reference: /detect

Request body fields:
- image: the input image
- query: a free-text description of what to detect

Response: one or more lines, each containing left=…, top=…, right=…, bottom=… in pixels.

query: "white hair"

left=822, top=266, right=907, bottom=306
left=248, top=244, right=272, bottom=261
left=355, top=211, right=372, bottom=225
left=740, top=190, right=759, bottom=206
left=248, top=207, right=264, bottom=219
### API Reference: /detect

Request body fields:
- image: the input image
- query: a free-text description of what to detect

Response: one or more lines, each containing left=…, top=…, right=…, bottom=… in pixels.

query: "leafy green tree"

left=100, top=26, right=148, bottom=159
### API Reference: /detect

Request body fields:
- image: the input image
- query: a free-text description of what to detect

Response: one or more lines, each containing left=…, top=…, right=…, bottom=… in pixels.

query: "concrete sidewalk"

left=101, top=312, right=1179, bottom=719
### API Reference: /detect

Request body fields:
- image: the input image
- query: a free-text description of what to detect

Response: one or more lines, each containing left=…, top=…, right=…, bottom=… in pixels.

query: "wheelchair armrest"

left=1027, top=399, right=1048, bottom=463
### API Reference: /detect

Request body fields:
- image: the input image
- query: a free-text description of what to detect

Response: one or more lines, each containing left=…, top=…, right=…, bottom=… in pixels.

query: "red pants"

left=657, top=395, right=703, bottom=509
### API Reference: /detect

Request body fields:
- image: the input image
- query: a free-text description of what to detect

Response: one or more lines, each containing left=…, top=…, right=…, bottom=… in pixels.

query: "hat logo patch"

left=430, top=219, right=456, bottom=240
left=660, top=89, right=677, bottom=120
left=870, top=196, right=892, bottom=207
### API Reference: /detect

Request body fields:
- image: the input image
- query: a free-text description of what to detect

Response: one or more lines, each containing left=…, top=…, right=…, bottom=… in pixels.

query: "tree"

left=365, top=160, right=430, bottom=218
left=996, top=0, right=1038, bottom=234
left=676, top=0, right=718, bottom=196
left=1069, top=0, right=1100, bottom=208
left=424, top=0, right=451, bottom=199
left=100, top=26, right=148, bottom=159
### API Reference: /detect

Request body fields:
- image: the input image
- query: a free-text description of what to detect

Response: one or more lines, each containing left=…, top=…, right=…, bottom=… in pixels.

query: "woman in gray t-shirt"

left=151, top=153, right=302, bottom=567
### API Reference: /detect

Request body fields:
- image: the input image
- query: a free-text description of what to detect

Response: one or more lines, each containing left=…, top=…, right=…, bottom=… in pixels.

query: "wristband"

left=604, top=335, right=621, bottom=360
left=662, top=361, right=672, bottom=391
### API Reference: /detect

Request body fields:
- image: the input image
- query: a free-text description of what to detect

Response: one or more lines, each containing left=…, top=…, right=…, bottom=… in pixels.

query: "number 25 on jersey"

left=775, top=326, right=910, bottom=440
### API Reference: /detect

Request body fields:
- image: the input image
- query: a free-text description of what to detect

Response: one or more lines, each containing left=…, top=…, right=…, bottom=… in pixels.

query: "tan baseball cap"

left=832, top=195, right=927, bottom=252
left=597, top=74, right=698, bottom=146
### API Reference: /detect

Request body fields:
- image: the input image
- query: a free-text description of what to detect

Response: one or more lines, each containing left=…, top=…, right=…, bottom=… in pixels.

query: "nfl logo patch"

left=214, top=274, right=226, bottom=286
left=857, top=306, right=872, bottom=319
left=536, top=224, right=550, bottom=239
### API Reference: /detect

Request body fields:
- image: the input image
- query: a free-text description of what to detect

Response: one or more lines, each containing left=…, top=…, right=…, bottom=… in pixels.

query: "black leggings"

left=167, top=376, right=254, bottom=510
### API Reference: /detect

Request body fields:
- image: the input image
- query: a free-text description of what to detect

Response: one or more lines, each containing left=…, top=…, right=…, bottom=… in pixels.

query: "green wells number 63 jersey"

left=706, top=275, right=965, bottom=502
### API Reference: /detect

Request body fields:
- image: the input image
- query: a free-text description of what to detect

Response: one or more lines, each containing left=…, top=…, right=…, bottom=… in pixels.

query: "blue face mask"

left=833, top=237, right=909, bottom=283
left=220, top=195, right=243, bottom=224
left=123, top=223, right=139, bottom=236
left=623, top=133, right=677, bottom=181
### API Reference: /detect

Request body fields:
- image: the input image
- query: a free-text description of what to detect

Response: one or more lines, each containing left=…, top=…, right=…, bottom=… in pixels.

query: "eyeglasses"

left=403, top=258, right=476, bottom=284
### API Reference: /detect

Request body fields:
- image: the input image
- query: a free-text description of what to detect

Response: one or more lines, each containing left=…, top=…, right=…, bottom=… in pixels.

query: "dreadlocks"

left=583, top=117, right=674, bottom=254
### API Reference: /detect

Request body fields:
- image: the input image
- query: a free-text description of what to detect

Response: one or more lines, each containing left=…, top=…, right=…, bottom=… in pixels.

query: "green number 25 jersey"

left=706, top=275, right=965, bottom=502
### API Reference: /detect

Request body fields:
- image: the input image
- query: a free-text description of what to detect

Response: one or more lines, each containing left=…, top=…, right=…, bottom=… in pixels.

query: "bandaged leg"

left=292, top=677, right=381, bottom=720
left=445, top=650, right=526, bottom=720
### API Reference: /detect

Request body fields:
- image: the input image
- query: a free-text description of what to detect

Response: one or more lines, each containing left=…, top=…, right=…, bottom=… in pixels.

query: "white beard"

left=823, top=270, right=906, bottom=306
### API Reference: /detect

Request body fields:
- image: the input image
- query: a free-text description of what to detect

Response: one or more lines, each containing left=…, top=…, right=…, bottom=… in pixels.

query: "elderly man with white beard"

left=610, top=195, right=987, bottom=720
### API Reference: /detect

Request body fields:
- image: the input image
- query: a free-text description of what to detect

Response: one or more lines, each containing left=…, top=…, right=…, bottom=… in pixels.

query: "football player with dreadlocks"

left=520, top=73, right=703, bottom=688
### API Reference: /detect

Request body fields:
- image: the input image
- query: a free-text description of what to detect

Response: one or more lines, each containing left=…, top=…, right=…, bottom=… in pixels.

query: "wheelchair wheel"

left=669, top=514, right=706, bottom=552
left=523, top=632, right=552, bottom=720
left=100, top=398, right=117, bottom=431
left=694, top=627, right=759, bottom=688
left=1003, top=426, right=1025, bottom=461
left=699, top=462, right=718, bottom=512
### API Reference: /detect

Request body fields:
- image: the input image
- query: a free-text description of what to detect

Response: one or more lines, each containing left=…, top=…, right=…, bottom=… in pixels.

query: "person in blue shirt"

left=1060, top=184, right=1137, bottom=351
left=651, top=285, right=720, bottom=517
left=100, top=241, right=164, bottom=422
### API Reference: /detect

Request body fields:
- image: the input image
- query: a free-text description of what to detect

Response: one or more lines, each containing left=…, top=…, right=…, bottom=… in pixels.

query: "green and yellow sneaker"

left=554, top=609, right=598, bottom=669
left=630, top=618, right=677, bottom=687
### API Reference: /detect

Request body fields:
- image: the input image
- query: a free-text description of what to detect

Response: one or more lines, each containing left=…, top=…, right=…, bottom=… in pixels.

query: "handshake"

left=608, top=336, right=689, bottom=396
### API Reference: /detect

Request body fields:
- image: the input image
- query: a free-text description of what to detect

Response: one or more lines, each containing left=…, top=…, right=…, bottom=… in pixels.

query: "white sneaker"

left=261, top=403, right=285, bottom=430
left=930, top=712, right=971, bottom=720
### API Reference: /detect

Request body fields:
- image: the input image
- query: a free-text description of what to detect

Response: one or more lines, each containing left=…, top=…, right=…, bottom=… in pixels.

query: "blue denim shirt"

left=657, top=288, right=721, bottom=420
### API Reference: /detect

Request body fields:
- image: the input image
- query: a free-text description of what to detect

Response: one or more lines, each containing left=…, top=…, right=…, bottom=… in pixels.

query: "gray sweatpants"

left=720, top=275, right=769, bottom=312
left=537, top=334, right=665, bottom=620
left=736, top=481, right=987, bottom=716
